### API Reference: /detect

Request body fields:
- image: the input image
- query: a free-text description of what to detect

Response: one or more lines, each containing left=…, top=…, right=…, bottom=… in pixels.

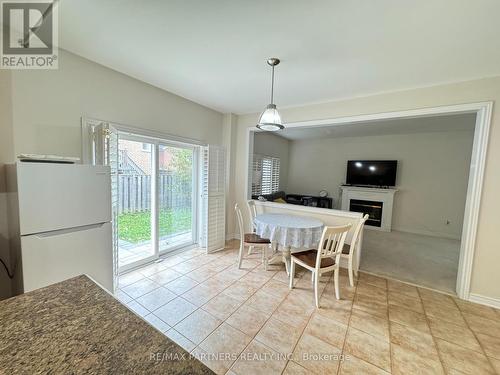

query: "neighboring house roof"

left=119, top=140, right=174, bottom=174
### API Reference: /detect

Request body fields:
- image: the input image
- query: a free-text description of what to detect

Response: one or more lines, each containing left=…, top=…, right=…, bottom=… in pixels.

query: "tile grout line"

left=120, top=250, right=208, bottom=289
left=230, top=257, right=332, bottom=373
left=124, top=250, right=243, bottom=350
left=414, top=287, right=499, bottom=372
left=337, top=276, right=356, bottom=375
left=186, top=254, right=295, bottom=374
left=349, top=275, right=392, bottom=374
left=416, top=287, right=449, bottom=373
left=152, top=252, right=232, bottom=342
left=277, top=272, right=338, bottom=375
left=385, top=278, right=394, bottom=375
left=226, top=283, right=293, bottom=373
left=118, top=254, right=215, bottom=340
left=122, top=249, right=500, bottom=374
left=169, top=258, right=261, bottom=352
left=451, top=297, right=498, bottom=373
left=196, top=266, right=369, bottom=374
left=359, top=269, right=457, bottom=298
left=225, top=268, right=310, bottom=375
left=123, top=253, right=234, bottom=316
left=197, top=267, right=280, bottom=332
left=418, top=299, right=497, bottom=355
left=392, top=287, right=498, bottom=373
left=385, top=282, right=439, bottom=371
left=168, top=254, right=251, bottom=353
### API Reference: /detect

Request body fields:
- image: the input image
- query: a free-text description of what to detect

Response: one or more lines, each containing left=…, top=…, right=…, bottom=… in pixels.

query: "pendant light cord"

left=270, top=65, right=275, bottom=105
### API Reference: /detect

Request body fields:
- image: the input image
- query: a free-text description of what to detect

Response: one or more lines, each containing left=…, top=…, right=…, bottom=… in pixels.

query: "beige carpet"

left=360, top=230, right=460, bottom=294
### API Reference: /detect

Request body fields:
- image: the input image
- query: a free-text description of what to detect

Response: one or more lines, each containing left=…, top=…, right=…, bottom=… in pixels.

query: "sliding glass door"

left=117, top=137, right=155, bottom=269
left=158, top=144, right=195, bottom=253
left=117, top=135, right=196, bottom=272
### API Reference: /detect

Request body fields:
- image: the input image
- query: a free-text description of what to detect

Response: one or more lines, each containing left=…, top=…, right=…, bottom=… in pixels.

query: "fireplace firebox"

left=341, top=186, right=397, bottom=231
left=349, top=199, right=383, bottom=227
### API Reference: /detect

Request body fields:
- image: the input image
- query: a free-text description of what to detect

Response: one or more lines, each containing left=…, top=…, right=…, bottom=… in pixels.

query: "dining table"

left=253, top=213, right=324, bottom=274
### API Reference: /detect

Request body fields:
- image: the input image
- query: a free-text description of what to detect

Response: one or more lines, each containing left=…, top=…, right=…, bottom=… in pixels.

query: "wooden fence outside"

left=118, top=173, right=192, bottom=214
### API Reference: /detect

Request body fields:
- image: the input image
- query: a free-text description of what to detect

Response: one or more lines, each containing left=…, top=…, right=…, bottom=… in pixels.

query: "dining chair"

left=247, top=200, right=258, bottom=230
left=289, top=224, right=352, bottom=307
left=246, top=200, right=258, bottom=255
left=235, top=203, right=271, bottom=270
left=340, top=214, right=369, bottom=287
left=248, top=199, right=281, bottom=258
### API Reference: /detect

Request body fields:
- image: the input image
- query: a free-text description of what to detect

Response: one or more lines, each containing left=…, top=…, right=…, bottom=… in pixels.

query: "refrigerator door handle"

left=30, top=223, right=108, bottom=238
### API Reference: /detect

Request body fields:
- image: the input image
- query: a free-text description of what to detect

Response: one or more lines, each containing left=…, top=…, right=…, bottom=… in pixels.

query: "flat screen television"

left=346, top=160, right=397, bottom=187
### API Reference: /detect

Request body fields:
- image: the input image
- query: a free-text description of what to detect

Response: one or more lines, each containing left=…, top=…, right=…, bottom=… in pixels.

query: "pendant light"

left=257, top=58, right=284, bottom=131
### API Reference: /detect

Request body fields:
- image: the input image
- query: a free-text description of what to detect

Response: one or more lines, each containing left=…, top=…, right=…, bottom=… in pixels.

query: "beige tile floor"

left=116, top=242, right=500, bottom=375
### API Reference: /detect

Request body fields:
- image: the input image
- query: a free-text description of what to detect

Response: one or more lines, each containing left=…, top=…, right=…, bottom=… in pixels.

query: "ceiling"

left=59, top=1, right=500, bottom=114
left=273, top=113, right=476, bottom=141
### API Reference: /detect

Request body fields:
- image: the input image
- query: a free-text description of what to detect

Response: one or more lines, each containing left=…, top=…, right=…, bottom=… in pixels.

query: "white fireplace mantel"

left=340, top=186, right=398, bottom=231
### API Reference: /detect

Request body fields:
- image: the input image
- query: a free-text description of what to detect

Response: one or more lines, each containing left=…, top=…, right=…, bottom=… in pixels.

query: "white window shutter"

left=272, top=158, right=280, bottom=193
left=252, top=154, right=280, bottom=196
left=252, top=156, right=263, bottom=196
left=201, top=145, right=226, bottom=253
left=92, top=122, right=119, bottom=292
left=200, top=147, right=209, bottom=247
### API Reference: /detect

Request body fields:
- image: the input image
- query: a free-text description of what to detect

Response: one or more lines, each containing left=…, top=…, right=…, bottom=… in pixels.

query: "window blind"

left=201, top=145, right=226, bottom=253
left=252, top=154, right=280, bottom=196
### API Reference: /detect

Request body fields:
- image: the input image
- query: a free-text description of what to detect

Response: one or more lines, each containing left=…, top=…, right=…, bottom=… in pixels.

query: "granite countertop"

left=0, top=275, right=213, bottom=374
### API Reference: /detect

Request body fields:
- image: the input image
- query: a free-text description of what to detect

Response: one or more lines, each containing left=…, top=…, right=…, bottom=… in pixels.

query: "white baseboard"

left=226, top=233, right=239, bottom=241
left=391, top=226, right=461, bottom=241
left=468, top=293, right=500, bottom=309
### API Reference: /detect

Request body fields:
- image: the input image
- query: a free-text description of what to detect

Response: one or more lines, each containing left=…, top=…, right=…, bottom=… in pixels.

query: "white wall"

left=1, top=49, right=224, bottom=299
left=253, top=132, right=290, bottom=191
left=10, top=49, right=224, bottom=158
left=231, top=76, right=500, bottom=301
left=222, top=113, right=238, bottom=239
left=286, top=130, right=474, bottom=239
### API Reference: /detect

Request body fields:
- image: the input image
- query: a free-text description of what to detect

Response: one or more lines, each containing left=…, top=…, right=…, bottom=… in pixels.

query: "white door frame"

left=245, top=101, right=493, bottom=300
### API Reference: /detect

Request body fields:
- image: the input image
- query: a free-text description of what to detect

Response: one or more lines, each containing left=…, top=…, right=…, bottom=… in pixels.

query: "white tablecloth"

left=254, top=213, right=324, bottom=248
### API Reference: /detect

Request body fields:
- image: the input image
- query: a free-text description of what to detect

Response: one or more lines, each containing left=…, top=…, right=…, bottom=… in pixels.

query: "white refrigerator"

left=7, top=162, right=114, bottom=293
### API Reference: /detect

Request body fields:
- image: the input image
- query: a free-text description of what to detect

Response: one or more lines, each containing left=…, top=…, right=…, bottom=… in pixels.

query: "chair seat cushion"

left=342, top=243, right=350, bottom=255
left=244, top=233, right=271, bottom=244
left=292, top=249, right=335, bottom=268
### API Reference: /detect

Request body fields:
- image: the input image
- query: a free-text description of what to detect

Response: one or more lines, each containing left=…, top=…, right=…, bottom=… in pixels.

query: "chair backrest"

left=317, top=224, right=352, bottom=266
left=234, top=203, right=245, bottom=240
left=350, top=214, right=369, bottom=251
left=247, top=200, right=258, bottom=231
